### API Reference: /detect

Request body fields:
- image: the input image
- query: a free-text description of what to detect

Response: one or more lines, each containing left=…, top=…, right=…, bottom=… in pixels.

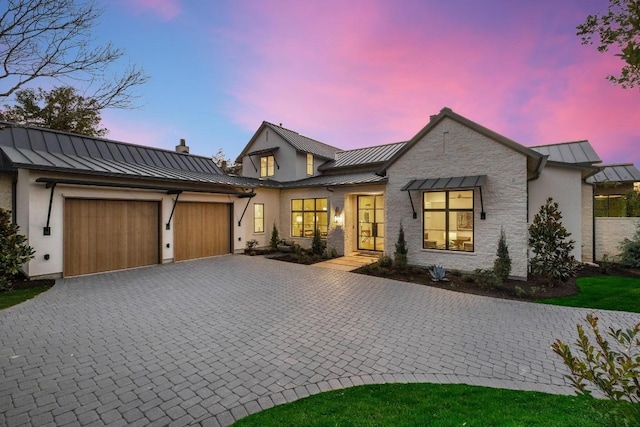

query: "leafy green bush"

left=377, top=255, right=393, bottom=268
left=311, top=228, right=326, bottom=256
left=619, top=220, right=640, bottom=268
left=494, top=227, right=511, bottom=282
left=474, top=268, right=500, bottom=290
left=552, top=314, right=640, bottom=424
left=270, top=223, right=280, bottom=251
left=245, top=239, right=259, bottom=254
left=394, top=224, right=408, bottom=269
left=529, top=198, right=578, bottom=284
left=0, top=209, right=35, bottom=290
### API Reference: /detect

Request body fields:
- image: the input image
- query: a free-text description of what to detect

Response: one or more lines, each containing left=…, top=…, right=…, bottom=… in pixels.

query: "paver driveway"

left=1, top=255, right=639, bottom=426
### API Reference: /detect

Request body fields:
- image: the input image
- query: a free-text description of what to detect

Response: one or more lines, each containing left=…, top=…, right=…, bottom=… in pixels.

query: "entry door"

left=357, top=195, right=384, bottom=251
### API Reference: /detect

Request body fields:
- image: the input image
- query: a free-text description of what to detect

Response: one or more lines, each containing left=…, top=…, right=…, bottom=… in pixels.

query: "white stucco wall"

left=235, top=187, right=280, bottom=250
left=528, top=165, right=584, bottom=261
left=385, top=118, right=530, bottom=278
left=0, top=172, right=12, bottom=212
left=16, top=169, right=255, bottom=278
left=594, top=217, right=639, bottom=260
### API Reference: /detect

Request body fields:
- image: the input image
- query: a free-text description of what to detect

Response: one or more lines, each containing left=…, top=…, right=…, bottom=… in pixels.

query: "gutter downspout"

left=11, top=171, right=17, bottom=223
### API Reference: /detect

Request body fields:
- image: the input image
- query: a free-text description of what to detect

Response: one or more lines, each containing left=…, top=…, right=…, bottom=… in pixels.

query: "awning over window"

left=246, top=146, right=280, bottom=157
left=401, top=175, right=487, bottom=191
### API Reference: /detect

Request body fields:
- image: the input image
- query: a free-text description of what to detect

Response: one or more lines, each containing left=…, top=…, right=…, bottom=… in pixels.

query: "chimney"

left=175, top=138, right=189, bottom=154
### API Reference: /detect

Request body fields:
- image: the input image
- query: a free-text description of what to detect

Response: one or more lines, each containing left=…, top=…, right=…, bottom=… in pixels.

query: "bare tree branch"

left=0, top=0, right=149, bottom=108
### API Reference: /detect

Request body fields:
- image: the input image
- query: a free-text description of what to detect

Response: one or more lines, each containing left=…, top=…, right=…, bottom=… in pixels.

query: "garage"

left=173, top=202, right=231, bottom=261
left=64, top=199, right=160, bottom=277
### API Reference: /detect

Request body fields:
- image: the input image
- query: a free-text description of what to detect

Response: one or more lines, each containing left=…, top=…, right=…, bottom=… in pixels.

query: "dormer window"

left=306, top=153, right=314, bottom=175
left=260, top=155, right=275, bottom=177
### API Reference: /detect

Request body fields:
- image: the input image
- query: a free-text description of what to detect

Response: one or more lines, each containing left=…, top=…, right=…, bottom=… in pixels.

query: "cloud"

left=119, top=0, right=181, bottom=20
left=214, top=0, right=640, bottom=165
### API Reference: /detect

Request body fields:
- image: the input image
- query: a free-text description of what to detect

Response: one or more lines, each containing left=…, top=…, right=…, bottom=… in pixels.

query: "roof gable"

left=236, top=121, right=340, bottom=163
left=377, top=107, right=546, bottom=178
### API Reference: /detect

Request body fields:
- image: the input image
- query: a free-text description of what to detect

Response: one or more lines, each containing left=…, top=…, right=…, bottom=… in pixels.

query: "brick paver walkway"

left=1, top=255, right=639, bottom=426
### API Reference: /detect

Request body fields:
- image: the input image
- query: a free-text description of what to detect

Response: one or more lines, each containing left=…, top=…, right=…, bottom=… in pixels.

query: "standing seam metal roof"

left=531, top=141, right=601, bottom=165
left=587, top=164, right=640, bottom=183
left=0, top=124, right=225, bottom=177
left=320, top=142, right=407, bottom=170
left=264, top=122, right=341, bottom=160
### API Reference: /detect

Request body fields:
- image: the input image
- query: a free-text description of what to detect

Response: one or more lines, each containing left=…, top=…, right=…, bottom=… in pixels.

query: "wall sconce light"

left=296, top=215, right=302, bottom=224
left=334, top=207, right=343, bottom=226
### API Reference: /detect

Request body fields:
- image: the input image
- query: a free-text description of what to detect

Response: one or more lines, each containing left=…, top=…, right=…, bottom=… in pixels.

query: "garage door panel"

left=174, top=202, right=230, bottom=261
left=64, top=199, right=159, bottom=276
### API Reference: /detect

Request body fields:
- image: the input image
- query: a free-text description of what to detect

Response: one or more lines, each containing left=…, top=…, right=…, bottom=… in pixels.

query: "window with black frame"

left=291, top=198, right=328, bottom=238
left=423, top=190, right=474, bottom=251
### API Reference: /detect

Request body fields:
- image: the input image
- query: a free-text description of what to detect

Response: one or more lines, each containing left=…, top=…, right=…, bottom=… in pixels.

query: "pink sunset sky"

left=94, top=0, right=639, bottom=166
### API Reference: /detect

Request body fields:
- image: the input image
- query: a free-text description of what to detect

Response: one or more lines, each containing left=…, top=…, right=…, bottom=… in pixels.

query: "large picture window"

left=291, top=198, right=328, bottom=238
left=260, top=155, right=275, bottom=177
left=423, top=190, right=474, bottom=251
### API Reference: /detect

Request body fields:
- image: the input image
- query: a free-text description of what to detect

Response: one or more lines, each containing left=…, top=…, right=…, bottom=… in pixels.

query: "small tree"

left=270, top=223, right=280, bottom=251
left=529, top=198, right=578, bottom=283
left=619, top=220, right=640, bottom=267
left=394, top=224, right=408, bottom=269
left=0, top=209, right=35, bottom=290
left=311, top=228, right=326, bottom=256
left=494, top=227, right=511, bottom=282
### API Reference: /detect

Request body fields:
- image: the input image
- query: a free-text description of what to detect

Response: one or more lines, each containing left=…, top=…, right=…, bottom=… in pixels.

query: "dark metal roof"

left=279, top=172, right=387, bottom=188
left=531, top=140, right=601, bottom=165
left=319, top=142, right=406, bottom=170
left=402, top=175, right=487, bottom=191
left=263, top=122, right=340, bottom=160
left=246, top=146, right=280, bottom=157
left=587, top=164, right=640, bottom=183
left=0, top=123, right=237, bottom=186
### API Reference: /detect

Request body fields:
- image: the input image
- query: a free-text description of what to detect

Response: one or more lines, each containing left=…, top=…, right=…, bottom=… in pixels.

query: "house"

left=0, top=123, right=260, bottom=278
left=236, top=108, right=602, bottom=279
left=0, top=108, right=609, bottom=279
left=586, top=164, right=640, bottom=260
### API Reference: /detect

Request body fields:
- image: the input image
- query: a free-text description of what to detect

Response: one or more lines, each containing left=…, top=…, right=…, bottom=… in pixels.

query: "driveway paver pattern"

left=1, top=255, right=639, bottom=426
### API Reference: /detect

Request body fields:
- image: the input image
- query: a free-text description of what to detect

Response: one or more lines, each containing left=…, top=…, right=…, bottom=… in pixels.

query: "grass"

left=0, top=286, right=51, bottom=310
left=233, top=383, right=637, bottom=427
left=537, top=276, right=640, bottom=312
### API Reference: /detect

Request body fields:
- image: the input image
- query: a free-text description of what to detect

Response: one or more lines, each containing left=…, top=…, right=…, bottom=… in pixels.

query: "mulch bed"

left=3, top=272, right=55, bottom=291
left=351, top=264, right=640, bottom=302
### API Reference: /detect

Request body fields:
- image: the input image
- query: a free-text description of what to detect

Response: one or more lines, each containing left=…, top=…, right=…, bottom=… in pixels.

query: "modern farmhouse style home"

left=1, top=107, right=633, bottom=280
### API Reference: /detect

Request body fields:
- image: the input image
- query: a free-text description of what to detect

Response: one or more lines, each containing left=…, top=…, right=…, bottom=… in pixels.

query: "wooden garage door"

left=174, top=202, right=231, bottom=261
left=64, top=199, right=159, bottom=276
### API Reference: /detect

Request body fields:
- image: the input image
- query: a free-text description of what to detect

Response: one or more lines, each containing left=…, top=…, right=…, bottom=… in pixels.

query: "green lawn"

left=537, top=276, right=640, bottom=312
left=233, top=383, right=636, bottom=427
left=0, top=286, right=51, bottom=310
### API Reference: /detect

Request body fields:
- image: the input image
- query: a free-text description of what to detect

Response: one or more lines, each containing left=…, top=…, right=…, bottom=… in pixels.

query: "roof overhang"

left=401, top=175, right=487, bottom=191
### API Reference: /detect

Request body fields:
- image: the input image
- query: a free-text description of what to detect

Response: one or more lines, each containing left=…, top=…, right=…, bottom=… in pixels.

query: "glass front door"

left=357, top=195, right=384, bottom=251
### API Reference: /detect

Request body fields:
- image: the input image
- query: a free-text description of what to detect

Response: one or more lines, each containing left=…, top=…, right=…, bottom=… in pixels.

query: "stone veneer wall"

left=594, top=217, right=639, bottom=260
left=385, top=117, right=530, bottom=279
left=0, top=173, right=13, bottom=212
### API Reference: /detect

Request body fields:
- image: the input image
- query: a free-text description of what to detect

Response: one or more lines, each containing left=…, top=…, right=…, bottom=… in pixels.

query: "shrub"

left=494, top=227, right=511, bottom=282
left=619, top=220, right=640, bottom=268
left=0, top=209, right=35, bottom=290
left=324, top=247, right=338, bottom=259
left=394, top=224, right=408, bottom=269
left=529, top=198, right=578, bottom=284
left=311, top=228, right=326, bottom=256
left=474, top=268, right=500, bottom=290
left=270, top=224, right=280, bottom=251
left=429, top=265, right=448, bottom=282
left=245, top=239, right=259, bottom=254
left=377, top=255, right=393, bottom=268
left=552, top=314, right=640, bottom=424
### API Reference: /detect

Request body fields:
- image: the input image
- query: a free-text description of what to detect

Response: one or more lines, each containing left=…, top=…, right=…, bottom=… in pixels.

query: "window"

left=260, top=155, right=275, bottom=177
left=306, top=153, right=314, bottom=175
left=423, top=190, right=474, bottom=251
left=254, top=203, right=264, bottom=233
left=291, top=198, right=328, bottom=238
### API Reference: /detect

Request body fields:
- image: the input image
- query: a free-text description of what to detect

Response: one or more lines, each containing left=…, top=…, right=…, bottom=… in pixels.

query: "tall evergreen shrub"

left=494, top=227, right=511, bottom=282
left=394, top=224, right=408, bottom=269
left=0, top=209, right=35, bottom=290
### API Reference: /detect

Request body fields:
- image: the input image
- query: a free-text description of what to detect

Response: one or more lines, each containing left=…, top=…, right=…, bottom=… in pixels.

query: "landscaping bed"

left=352, top=263, right=640, bottom=302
